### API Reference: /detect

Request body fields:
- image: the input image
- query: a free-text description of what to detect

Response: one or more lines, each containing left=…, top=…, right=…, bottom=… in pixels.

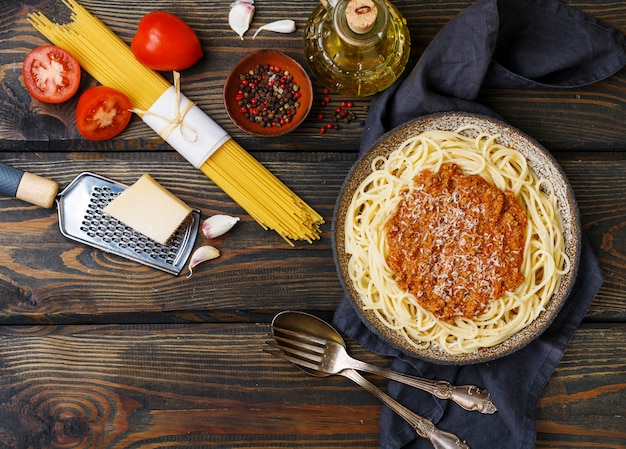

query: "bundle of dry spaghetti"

left=28, top=0, right=323, bottom=245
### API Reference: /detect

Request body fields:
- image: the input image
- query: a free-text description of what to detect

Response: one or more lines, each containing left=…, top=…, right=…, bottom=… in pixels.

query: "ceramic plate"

left=332, top=112, right=582, bottom=364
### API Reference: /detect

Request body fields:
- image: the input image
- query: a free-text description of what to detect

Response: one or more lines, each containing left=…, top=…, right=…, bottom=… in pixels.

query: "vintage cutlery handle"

left=350, top=358, right=497, bottom=414
left=0, top=162, right=59, bottom=208
left=341, top=369, right=469, bottom=449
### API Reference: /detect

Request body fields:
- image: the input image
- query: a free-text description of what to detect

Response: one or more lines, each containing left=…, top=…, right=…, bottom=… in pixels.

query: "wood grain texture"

left=1, top=0, right=625, bottom=448
left=2, top=0, right=626, bottom=153
left=0, top=152, right=624, bottom=323
left=0, top=324, right=622, bottom=449
left=0, top=323, right=384, bottom=449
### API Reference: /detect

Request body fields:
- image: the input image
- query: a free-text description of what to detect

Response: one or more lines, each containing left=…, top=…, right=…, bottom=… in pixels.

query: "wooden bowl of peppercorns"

left=224, top=50, right=313, bottom=137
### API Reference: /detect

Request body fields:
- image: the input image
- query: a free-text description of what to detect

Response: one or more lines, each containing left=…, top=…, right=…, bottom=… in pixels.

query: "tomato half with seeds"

left=131, top=11, right=203, bottom=71
left=22, top=45, right=81, bottom=103
left=76, top=86, right=133, bottom=141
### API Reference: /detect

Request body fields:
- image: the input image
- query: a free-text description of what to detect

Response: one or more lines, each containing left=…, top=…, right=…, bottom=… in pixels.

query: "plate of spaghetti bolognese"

left=332, top=112, right=581, bottom=364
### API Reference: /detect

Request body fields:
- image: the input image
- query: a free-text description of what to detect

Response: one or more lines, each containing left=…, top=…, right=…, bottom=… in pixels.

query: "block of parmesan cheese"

left=103, top=174, right=192, bottom=245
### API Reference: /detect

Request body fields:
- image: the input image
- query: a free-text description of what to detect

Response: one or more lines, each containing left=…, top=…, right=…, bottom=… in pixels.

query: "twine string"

left=131, top=71, right=199, bottom=143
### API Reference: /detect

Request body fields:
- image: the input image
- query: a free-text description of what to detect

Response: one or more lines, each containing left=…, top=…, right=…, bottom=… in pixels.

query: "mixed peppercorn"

left=236, top=64, right=302, bottom=128
left=235, top=67, right=368, bottom=134
left=317, top=87, right=366, bottom=135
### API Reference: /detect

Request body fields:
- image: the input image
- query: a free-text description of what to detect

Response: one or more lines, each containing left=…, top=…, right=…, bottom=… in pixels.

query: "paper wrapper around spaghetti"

left=139, top=85, right=230, bottom=169
left=138, top=86, right=323, bottom=244
left=27, top=0, right=323, bottom=246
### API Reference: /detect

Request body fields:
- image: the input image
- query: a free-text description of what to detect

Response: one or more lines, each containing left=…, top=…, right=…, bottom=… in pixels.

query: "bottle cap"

left=346, top=0, right=378, bottom=34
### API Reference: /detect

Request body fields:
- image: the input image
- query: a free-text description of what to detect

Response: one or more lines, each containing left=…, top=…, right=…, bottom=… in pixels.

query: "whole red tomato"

left=131, top=11, right=203, bottom=71
left=76, top=86, right=133, bottom=141
left=22, top=45, right=81, bottom=103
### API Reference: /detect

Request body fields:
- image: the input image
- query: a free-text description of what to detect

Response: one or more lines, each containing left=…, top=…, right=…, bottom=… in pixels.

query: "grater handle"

left=0, top=162, right=59, bottom=209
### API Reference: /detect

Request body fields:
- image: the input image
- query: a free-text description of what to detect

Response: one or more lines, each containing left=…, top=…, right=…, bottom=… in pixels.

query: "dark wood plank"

left=2, top=0, right=626, bottom=153
left=536, top=324, right=626, bottom=448
left=0, top=151, right=347, bottom=323
left=0, top=150, right=625, bottom=323
left=0, top=323, right=622, bottom=449
left=559, top=155, right=626, bottom=322
left=1, top=0, right=625, bottom=447
left=0, top=323, right=383, bottom=449
left=0, top=152, right=626, bottom=322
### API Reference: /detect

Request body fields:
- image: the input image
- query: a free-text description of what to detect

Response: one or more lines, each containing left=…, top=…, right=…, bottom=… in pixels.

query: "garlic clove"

left=229, top=0, right=255, bottom=40
left=252, top=19, right=297, bottom=39
left=201, top=214, right=240, bottom=239
left=187, top=245, right=220, bottom=278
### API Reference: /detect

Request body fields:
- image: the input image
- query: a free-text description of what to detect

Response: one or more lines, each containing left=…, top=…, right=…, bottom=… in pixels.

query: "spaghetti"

left=28, top=0, right=323, bottom=245
left=344, top=125, right=570, bottom=354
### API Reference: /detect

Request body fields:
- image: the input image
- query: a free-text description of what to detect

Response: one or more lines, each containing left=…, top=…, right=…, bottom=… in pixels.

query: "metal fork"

left=270, top=326, right=497, bottom=414
left=266, top=348, right=470, bottom=449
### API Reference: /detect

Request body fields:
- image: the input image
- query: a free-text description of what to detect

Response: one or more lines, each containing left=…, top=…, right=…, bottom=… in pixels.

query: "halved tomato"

left=23, top=45, right=81, bottom=103
left=76, top=86, right=133, bottom=141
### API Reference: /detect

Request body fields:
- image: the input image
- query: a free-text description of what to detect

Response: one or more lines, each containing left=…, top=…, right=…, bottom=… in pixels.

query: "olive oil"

left=304, top=0, right=410, bottom=96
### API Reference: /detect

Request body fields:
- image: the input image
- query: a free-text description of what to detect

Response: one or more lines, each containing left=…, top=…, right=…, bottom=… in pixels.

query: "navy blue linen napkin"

left=333, top=0, right=621, bottom=447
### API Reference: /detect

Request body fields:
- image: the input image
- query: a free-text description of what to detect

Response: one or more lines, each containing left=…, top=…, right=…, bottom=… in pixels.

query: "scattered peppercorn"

left=236, top=64, right=301, bottom=128
left=315, top=88, right=366, bottom=135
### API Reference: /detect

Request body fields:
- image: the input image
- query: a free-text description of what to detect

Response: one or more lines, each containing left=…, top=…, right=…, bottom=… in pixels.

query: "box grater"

left=0, top=163, right=200, bottom=275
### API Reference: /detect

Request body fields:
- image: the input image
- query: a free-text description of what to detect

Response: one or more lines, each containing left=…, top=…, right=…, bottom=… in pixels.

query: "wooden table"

left=1, top=0, right=625, bottom=448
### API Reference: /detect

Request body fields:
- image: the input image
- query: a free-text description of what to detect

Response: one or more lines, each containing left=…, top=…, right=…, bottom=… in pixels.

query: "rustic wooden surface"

left=0, top=0, right=625, bottom=448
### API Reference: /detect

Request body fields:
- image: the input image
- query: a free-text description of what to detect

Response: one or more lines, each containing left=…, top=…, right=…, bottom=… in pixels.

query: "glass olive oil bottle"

left=304, top=0, right=410, bottom=96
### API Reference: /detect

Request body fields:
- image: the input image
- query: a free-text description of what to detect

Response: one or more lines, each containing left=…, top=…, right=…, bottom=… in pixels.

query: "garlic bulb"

left=229, top=0, right=255, bottom=40
left=201, top=214, right=240, bottom=239
left=187, top=245, right=220, bottom=278
left=252, top=20, right=296, bottom=39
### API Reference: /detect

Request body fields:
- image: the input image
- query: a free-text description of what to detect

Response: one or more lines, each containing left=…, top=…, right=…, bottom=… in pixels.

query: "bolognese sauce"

left=386, top=163, right=527, bottom=322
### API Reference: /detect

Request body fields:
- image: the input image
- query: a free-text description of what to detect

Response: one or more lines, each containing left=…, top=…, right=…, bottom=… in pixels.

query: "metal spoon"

left=269, top=310, right=472, bottom=449
left=271, top=310, right=497, bottom=414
